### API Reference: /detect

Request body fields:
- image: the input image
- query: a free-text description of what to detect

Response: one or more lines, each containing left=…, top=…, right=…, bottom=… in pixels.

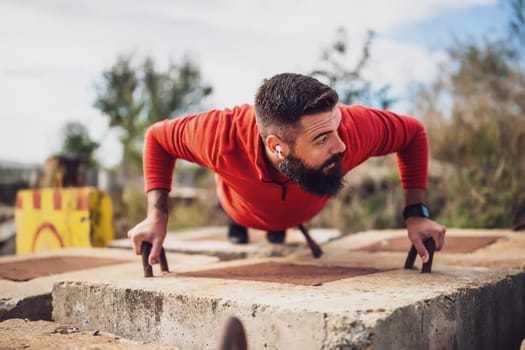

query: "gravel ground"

left=0, top=318, right=181, bottom=350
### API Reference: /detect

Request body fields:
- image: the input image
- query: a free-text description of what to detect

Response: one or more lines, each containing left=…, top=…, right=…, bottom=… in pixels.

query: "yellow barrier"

left=14, top=187, right=114, bottom=254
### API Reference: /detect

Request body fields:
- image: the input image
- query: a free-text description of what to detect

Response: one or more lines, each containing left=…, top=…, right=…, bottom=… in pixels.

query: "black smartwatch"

left=403, top=203, right=430, bottom=220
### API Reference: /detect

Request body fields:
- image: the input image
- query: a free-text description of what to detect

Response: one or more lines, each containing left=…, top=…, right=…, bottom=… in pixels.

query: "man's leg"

left=219, top=202, right=249, bottom=244
left=227, top=218, right=249, bottom=244
left=218, top=202, right=286, bottom=244
left=266, top=230, right=286, bottom=244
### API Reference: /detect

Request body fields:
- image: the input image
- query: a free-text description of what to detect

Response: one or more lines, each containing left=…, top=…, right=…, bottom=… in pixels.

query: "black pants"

left=218, top=202, right=285, bottom=243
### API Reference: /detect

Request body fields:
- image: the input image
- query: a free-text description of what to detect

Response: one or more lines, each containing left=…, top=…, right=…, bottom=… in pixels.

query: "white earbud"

left=276, top=145, right=284, bottom=159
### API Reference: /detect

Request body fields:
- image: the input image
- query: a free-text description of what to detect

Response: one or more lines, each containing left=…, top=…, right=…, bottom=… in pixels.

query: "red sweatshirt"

left=143, top=104, right=428, bottom=231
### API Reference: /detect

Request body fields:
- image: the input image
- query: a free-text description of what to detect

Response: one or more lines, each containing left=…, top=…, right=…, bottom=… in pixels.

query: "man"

left=128, top=72, right=446, bottom=266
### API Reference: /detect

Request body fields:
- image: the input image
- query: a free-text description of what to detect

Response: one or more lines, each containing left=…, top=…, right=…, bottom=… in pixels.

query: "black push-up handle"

left=141, top=241, right=169, bottom=277
left=404, top=238, right=436, bottom=273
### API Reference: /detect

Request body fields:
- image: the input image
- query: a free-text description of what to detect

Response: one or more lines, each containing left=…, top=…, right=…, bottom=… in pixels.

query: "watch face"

left=403, top=203, right=430, bottom=219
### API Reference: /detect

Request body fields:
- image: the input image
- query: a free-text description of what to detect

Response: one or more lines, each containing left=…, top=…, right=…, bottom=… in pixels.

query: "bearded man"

left=128, top=72, right=446, bottom=266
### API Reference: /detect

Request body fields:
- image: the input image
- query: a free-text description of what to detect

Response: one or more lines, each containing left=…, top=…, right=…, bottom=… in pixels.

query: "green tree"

left=310, top=27, right=396, bottom=109
left=60, top=121, right=100, bottom=166
left=509, top=0, right=525, bottom=48
left=94, top=55, right=213, bottom=170
left=308, top=27, right=401, bottom=233
left=93, top=55, right=213, bottom=236
left=414, top=0, right=525, bottom=228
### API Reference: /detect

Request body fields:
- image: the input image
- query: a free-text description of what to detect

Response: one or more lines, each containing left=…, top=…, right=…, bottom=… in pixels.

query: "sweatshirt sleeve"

left=344, top=105, right=429, bottom=189
left=142, top=110, right=223, bottom=192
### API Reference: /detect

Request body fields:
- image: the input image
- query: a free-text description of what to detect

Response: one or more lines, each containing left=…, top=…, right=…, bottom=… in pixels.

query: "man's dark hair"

left=254, top=73, right=339, bottom=144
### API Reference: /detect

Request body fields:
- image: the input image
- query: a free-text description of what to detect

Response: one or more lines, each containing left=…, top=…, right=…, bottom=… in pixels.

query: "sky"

left=0, top=0, right=511, bottom=167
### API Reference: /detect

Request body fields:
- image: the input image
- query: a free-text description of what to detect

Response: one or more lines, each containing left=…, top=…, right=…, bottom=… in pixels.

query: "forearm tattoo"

left=149, top=190, right=169, bottom=214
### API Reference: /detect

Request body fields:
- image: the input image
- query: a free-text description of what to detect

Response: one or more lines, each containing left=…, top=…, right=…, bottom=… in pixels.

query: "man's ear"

left=265, top=135, right=289, bottom=158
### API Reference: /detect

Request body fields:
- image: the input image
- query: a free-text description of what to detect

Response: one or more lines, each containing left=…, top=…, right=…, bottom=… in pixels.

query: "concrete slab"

left=307, top=228, right=525, bottom=269
left=52, top=228, right=525, bottom=350
left=109, top=226, right=341, bottom=260
left=0, top=248, right=218, bottom=321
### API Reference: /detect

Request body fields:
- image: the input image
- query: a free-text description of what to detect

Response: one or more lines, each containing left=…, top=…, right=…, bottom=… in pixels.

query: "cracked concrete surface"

left=0, top=248, right=218, bottom=322
left=52, top=261, right=525, bottom=349
left=2, top=228, right=525, bottom=349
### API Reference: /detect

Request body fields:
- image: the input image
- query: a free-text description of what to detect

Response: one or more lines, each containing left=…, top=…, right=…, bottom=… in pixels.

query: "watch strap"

left=403, top=203, right=430, bottom=220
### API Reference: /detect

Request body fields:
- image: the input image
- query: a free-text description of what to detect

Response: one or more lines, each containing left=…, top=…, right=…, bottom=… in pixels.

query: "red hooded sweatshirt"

left=143, top=104, right=428, bottom=231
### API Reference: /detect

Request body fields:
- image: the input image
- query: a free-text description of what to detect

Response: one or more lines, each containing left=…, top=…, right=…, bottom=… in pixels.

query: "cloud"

left=147, top=0, right=499, bottom=37
left=0, top=0, right=500, bottom=165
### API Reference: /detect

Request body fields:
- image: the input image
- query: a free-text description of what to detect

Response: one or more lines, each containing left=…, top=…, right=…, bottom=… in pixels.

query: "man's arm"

left=342, top=105, right=429, bottom=189
left=129, top=109, right=225, bottom=265
left=127, top=189, right=170, bottom=266
left=343, top=106, right=446, bottom=263
left=404, top=188, right=446, bottom=263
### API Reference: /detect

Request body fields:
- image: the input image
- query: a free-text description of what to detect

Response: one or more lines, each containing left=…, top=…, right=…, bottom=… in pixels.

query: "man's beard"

left=278, top=152, right=345, bottom=197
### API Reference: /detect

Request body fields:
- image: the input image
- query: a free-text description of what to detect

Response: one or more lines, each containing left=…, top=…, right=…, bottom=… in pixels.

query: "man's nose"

left=331, top=134, right=346, bottom=155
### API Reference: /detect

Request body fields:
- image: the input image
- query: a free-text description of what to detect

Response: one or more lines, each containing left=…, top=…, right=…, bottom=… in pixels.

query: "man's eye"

left=317, top=135, right=328, bottom=145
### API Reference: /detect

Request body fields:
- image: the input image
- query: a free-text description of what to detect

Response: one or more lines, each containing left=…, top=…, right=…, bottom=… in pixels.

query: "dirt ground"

left=0, top=318, right=181, bottom=350
left=1, top=318, right=523, bottom=350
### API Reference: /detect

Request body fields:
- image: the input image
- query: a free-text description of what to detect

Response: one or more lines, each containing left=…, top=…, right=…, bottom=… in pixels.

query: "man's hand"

left=127, top=189, right=169, bottom=266
left=127, top=215, right=168, bottom=266
left=406, top=217, right=446, bottom=263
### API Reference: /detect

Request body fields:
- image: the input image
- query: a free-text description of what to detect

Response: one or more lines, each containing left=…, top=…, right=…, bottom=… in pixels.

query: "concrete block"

left=52, top=228, right=525, bottom=350
left=0, top=248, right=217, bottom=321
left=311, top=228, right=525, bottom=269
left=109, top=226, right=341, bottom=260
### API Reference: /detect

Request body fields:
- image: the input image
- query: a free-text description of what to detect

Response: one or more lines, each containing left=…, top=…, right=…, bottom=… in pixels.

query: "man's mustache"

left=321, top=152, right=344, bottom=169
